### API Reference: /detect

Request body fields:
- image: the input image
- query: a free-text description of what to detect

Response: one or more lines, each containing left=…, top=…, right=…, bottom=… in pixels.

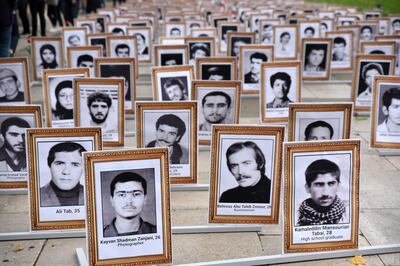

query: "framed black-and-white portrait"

left=67, top=46, right=102, bottom=77
left=191, top=28, right=216, bottom=38
left=136, top=101, right=197, bottom=183
left=154, top=44, right=189, bottom=66
left=0, top=105, right=42, bottom=189
left=209, top=125, right=284, bottom=224
left=0, top=57, right=30, bottom=105
left=95, top=57, right=136, bottom=113
left=84, top=148, right=172, bottom=265
left=31, top=37, right=63, bottom=80
left=299, top=20, right=320, bottom=40
left=337, top=25, right=361, bottom=54
left=240, top=44, right=274, bottom=94
left=76, top=18, right=97, bottom=34
left=106, top=35, right=138, bottom=59
left=378, top=18, right=390, bottom=35
left=106, top=23, right=128, bottom=36
left=226, top=31, right=255, bottom=57
left=211, top=14, right=229, bottom=29
left=326, top=31, right=353, bottom=71
left=274, top=25, right=298, bottom=60
left=42, top=68, right=90, bottom=128
left=26, top=127, right=101, bottom=230
left=186, top=37, right=214, bottom=65
left=259, top=19, right=279, bottom=45
left=87, top=33, right=111, bottom=57
left=151, top=65, right=194, bottom=101
left=261, top=61, right=301, bottom=123
left=159, top=37, right=186, bottom=45
left=389, top=17, right=400, bottom=34
left=192, top=80, right=241, bottom=145
left=218, top=22, right=240, bottom=53
left=196, top=57, right=237, bottom=81
left=360, top=40, right=396, bottom=55
left=283, top=140, right=360, bottom=253
left=288, top=102, right=353, bottom=141
left=352, top=54, right=396, bottom=111
left=73, top=78, right=125, bottom=147
left=62, top=27, right=87, bottom=61
left=375, top=35, right=400, bottom=75
left=127, top=27, right=152, bottom=63
left=185, top=19, right=206, bottom=36
left=359, top=22, right=378, bottom=42
left=165, top=22, right=185, bottom=37
left=319, top=18, right=334, bottom=37
left=370, top=75, right=400, bottom=148
left=249, top=13, right=269, bottom=39
left=302, top=38, right=332, bottom=80
left=336, top=16, right=358, bottom=26
left=93, top=15, right=107, bottom=33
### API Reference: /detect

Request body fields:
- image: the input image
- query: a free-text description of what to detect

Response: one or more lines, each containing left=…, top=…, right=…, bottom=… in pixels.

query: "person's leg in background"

left=28, top=0, right=38, bottom=36
left=47, top=4, right=58, bottom=28
left=56, top=0, right=64, bottom=27
left=17, top=0, right=30, bottom=34
left=0, top=26, right=12, bottom=57
left=10, top=12, right=20, bottom=56
left=37, top=0, right=46, bottom=36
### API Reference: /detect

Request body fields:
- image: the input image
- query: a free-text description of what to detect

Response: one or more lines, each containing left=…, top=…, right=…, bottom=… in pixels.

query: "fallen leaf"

left=14, top=244, right=24, bottom=252
left=349, top=255, right=367, bottom=265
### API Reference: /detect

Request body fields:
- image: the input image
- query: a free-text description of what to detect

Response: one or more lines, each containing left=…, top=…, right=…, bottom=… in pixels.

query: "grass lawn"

left=306, top=0, right=400, bottom=15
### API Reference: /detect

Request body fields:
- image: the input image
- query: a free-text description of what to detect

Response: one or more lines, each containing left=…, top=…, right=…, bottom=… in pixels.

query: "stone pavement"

left=0, top=29, right=400, bottom=266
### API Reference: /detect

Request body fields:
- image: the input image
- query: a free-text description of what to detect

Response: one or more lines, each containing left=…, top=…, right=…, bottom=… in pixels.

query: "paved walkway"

left=0, top=21, right=399, bottom=266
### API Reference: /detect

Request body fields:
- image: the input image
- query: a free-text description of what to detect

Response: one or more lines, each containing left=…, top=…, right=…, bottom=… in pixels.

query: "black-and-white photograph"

left=76, top=81, right=123, bottom=143
left=260, top=20, right=279, bottom=45
left=299, top=22, right=320, bottom=39
left=241, top=46, right=272, bottom=93
left=127, top=28, right=151, bottom=62
left=152, top=66, right=193, bottom=101
left=219, top=24, right=238, bottom=52
left=88, top=35, right=108, bottom=57
left=154, top=45, right=188, bottom=67
left=191, top=28, right=216, bottom=38
left=160, top=53, right=183, bottom=66
left=68, top=47, right=102, bottom=77
left=200, top=64, right=232, bottom=81
left=188, top=41, right=211, bottom=65
left=229, top=35, right=253, bottom=57
left=32, top=135, right=96, bottom=226
left=101, top=169, right=157, bottom=237
left=160, top=76, right=188, bottom=101
left=107, top=24, right=127, bottom=36
left=284, top=140, right=360, bottom=252
left=326, top=32, right=353, bottom=71
left=302, top=40, right=332, bottom=79
left=361, top=41, right=396, bottom=55
left=274, top=26, right=297, bottom=59
left=32, top=38, right=62, bottom=80
left=198, top=88, right=236, bottom=132
left=372, top=79, right=400, bottom=146
left=143, top=111, right=190, bottom=167
left=85, top=149, right=171, bottom=265
left=292, top=154, right=352, bottom=238
left=359, top=24, right=377, bottom=41
left=355, top=58, right=393, bottom=107
left=62, top=27, right=87, bottom=59
left=108, top=36, right=137, bottom=59
left=0, top=115, right=34, bottom=178
left=0, top=60, right=28, bottom=105
left=76, top=19, right=96, bottom=34
left=98, top=61, right=135, bottom=110
left=165, top=23, right=185, bottom=37
left=209, top=125, right=284, bottom=224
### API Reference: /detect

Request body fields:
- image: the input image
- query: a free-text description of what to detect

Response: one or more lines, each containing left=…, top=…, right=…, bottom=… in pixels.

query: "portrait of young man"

left=219, top=141, right=271, bottom=204
left=304, top=120, right=334, bottom=141
left=296, top=159, right=348, bottom=226
left=0, top=68, right=25, bottom=103
left=332, top=37, right=349, bottom=62
left=114, top=44, right=130, bottom=58
left=134, top=32, right=149, bottom=57
left=244, top=52, right=268, bottom=84
left=377, top=87, right=400, bottom=133
left=40, top=142, right=86, bottom=207
left=189, top=43, right=210, bottom=65
left=220, top=25, right=238, bottom=52
left=276, top=31, right=292, bottom=56
left=360, top=25, right=374, bottom=41
left=103, top=172, right=156, bottom=237
left=99, top=63, right=132, bottom=106
left=160, top=77, right=188, bottom=101
left=357, top=62, right=386, bottom=100
left=201, top=65, right=231, bottom=81
left=230, top=36, right=252, bottom=57
left=145, top=114, right=188, bottom=165
left=76, top=54, right=95, bottom=76
left=266, top=72, right=293, bottom=109
left=0, top=117, right=31, bottom=172
left=304, top=43, right=327, bottom=73
left=199, top=91, right=232, bottom=132
left=160, top=53, right=183, bottom=66
left=86, top=92, right=117, bottom=133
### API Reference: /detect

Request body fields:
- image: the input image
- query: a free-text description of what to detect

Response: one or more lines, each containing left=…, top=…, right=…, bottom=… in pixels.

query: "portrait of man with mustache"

left=87, top=92, right=114, bottom=133
left=219, top=141, right=271, bottom=204
left=146, top=114, right=188, bottom=165
left=199, top=91, right=232, bottom=132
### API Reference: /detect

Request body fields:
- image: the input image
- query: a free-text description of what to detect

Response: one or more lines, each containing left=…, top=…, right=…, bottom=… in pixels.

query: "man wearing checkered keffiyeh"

left=296, top=159, right=347, bottom=226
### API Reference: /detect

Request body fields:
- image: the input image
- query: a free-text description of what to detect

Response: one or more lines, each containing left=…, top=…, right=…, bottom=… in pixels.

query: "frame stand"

left=75, top=244, right=400, bottom=266
left=377, top=149, right=400, bottom=156
left=0, top=225, right=261, bottom=241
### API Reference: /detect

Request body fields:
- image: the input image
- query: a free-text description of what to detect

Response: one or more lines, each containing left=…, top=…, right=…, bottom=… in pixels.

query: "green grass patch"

left=306, top=0, right=400, bottom=15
